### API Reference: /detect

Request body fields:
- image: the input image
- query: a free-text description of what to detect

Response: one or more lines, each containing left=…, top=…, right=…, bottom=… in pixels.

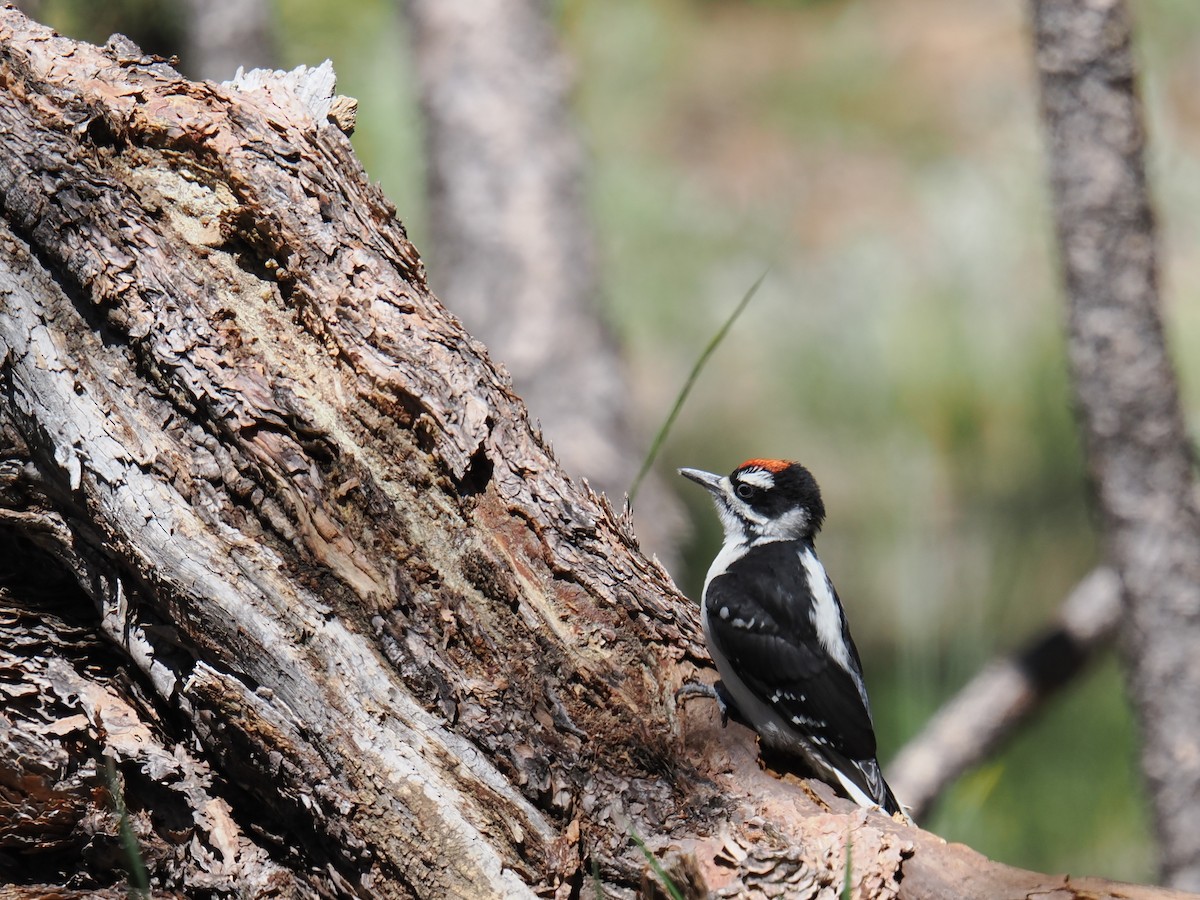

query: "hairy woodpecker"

left=678, top=458, right=905, bottom=818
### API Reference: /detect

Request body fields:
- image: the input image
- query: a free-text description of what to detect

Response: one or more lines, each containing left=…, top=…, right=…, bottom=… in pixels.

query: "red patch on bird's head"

left=737, top=458, right=793, bottom=473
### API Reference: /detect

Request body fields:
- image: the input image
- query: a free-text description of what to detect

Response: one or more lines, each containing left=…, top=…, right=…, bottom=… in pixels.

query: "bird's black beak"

left=678, top=467, right=723, bottom=494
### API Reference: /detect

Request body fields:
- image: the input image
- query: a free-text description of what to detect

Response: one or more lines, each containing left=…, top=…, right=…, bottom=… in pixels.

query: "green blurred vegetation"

left=23, top=0, right=1200, bottom=884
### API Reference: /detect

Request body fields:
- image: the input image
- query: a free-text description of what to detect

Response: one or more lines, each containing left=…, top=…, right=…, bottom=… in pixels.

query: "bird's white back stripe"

left=801, top=548, right=853, bottom=673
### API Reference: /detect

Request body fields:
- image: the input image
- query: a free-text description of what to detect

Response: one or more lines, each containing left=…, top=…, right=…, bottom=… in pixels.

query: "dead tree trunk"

left=1032, top=0, right=1200, bottom=890
left=0, top=9, right=1188, bottom=899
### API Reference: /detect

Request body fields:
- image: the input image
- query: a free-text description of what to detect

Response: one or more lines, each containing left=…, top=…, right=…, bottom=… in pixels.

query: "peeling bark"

left=0, top=533, right=300, bottom=895
left=0, top=9, right=1187, bottom=898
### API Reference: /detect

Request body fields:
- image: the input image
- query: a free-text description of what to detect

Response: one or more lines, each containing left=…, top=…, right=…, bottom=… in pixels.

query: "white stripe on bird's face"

left=735, top=468, right=776, bottom=490
left=680, top=468, right=768, bottom=538
left=682, top=466, right=813, bottom=544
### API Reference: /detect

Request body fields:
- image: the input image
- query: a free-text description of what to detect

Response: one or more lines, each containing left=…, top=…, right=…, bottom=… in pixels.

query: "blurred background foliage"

left=24, top=0, right=1200, bottom=883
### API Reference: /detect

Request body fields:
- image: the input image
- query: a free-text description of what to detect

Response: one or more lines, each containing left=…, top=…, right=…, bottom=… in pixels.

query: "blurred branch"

left=887, top=567, right=1120, bottom=820
left=1032, top=0, right=1200, bottom=889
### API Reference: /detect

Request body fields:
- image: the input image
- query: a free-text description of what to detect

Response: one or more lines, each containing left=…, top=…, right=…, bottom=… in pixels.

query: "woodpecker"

left=678, top=458, right=905, bottom=819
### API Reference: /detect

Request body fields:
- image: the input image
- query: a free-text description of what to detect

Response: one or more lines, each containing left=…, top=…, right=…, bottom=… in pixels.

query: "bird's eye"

left=735, top=483, right=755, bottom=500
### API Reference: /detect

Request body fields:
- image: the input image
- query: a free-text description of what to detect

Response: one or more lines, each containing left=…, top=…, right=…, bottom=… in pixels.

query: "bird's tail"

left=872, top=769, right=911, bottom=824
left=827, top=754, right=912, bottom=824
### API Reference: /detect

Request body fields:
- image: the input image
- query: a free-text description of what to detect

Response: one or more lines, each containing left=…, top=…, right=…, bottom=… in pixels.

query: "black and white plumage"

left=679, top=458, right=905, bottom=819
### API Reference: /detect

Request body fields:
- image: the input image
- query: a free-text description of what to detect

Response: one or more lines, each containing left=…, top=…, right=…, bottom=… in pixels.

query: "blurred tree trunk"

left=179, top=0, right=276, bottom=81
left=402, top=0, right=683, bottom=567
left=1032, top=0, right=1200, bottom=890
left=0, top=9, right=1190, bottom=899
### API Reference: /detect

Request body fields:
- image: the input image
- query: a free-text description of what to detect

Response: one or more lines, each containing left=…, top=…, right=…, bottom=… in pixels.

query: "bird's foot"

left=675, top=680, right=733, bottom=726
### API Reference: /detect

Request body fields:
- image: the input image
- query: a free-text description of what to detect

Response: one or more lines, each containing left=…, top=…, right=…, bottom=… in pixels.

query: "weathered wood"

left=0, top=9, right=1189, bottom=898
left=0, top=537, right=299, bottom=895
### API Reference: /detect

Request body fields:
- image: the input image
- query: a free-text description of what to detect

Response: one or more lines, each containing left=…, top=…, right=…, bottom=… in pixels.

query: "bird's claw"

left=675, top=680, right=731, bottom=726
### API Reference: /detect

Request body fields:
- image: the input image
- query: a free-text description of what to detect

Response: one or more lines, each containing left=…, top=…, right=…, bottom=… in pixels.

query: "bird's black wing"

left=704, top=541, right=878, bottom=761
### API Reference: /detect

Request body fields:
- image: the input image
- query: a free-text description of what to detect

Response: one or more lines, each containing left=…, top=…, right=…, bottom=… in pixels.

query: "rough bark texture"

left=1031, top=0, right=1200, bottom=890
left=402, top=0, right=683, bottom=566
left=0, top=9, right=1190, bottom=898
left=887, top=567, right=1120, bottom=819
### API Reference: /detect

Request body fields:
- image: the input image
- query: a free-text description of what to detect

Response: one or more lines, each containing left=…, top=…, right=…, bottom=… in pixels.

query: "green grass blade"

left=104, top=756, right=149, bottom=896
left=628, top=268, right=768, bottom=504
left=842, top=828, right=853, bottom=900
left=630, top=829, right=685, bottom=900
left=592, top=854, right=604, bottom=900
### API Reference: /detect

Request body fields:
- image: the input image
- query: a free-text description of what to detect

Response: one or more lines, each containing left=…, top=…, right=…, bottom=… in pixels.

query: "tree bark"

left=1031, top=0, right=1200, bottom=890
left=0, top=9, right=1189, bottom=898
